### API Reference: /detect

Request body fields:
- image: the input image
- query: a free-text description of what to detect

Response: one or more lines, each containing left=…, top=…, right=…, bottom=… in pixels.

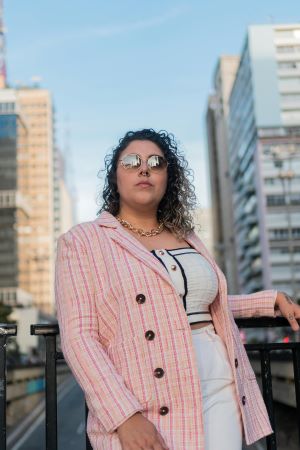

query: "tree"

left=0, top=302, right=21, bottom=367
left=0, top=301, right=14, bottom=323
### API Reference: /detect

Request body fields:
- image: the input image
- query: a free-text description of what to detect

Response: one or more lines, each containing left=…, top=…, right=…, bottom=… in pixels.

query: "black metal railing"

left=0, top=323, right=17, bottom=449
left=0, top=317, right=299, bottom=450
left=30, top=323, right=93, bottom=450
left=236, top=316, right=300, bottom=450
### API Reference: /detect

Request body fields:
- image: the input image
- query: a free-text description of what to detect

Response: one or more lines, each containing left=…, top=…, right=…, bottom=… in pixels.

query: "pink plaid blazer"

left=55, top=211, right=277, bottom=449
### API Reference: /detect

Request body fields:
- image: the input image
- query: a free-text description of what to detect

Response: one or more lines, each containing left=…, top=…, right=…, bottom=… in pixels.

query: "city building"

left=227, top=24, right=300, bottom=299
left=0, top=85, right=74, bottom=316
left=56, top=147, right=74, bottom=235
left=0, top=89, right=33, bottom=307
left=193, top=206, right=214, bottom=256
left=206, top=55, right=240, bottom=294
left=15, top=87, right=56, bottom=314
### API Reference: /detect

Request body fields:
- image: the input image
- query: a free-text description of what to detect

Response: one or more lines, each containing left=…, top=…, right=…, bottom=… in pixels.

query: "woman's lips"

left=136, top=182, right=153, bottom=187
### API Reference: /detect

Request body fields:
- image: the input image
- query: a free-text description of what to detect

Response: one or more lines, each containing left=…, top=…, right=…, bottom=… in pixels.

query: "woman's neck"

left=117, top=207, right=160, bottom=229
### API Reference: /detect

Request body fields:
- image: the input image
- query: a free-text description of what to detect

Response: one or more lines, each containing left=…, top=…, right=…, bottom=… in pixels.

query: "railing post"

left=32, top=323, right=94, bottom=450
left=260, top=349, right=277, bottom=450
left=31, top=324, right=59, bottom=450
left=0, top=323, right=17, bottom=450
left=85, top=401, right=93, bottom=450
left=292, top=346, right=300, bottom=445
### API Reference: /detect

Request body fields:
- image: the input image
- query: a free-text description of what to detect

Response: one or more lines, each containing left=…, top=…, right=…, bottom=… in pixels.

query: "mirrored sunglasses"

left=119, top=153, right=168, bottom=171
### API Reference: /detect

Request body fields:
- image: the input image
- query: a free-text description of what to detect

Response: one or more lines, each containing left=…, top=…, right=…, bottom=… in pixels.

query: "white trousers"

left=191, top=323, right=243, bottom=450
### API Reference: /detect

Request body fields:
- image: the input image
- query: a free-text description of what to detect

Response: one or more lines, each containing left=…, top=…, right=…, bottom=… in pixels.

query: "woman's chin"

left=132, top=198, right=159, bottom=209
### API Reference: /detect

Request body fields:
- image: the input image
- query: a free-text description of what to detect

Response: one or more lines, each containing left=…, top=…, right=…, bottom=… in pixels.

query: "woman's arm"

left=55, top=231, right=144, bottom=433
left=227, top=289, right=277, bottom=318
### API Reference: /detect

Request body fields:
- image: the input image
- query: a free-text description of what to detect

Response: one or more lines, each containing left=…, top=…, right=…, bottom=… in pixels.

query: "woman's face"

left=116, top=140, right=168, bottom=212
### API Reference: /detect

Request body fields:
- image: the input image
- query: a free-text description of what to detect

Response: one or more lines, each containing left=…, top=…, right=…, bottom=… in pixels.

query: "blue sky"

left=5, top=0, right=299, bottom=222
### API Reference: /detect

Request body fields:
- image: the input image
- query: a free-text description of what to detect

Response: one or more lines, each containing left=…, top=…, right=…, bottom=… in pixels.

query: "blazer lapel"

left=96, top=212, right=177, bottom=290
left=96, top=211, right=228, bottom=305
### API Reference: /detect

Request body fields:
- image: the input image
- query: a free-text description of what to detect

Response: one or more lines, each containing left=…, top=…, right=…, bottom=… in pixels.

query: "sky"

left=5, top=0, right=300, bottom=223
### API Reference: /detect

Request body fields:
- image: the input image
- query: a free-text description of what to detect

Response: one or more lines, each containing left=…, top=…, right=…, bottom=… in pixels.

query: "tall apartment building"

left=0, top=86, right=73, bottom=315
left=16, top=88, right=57, bottom=314
left=206, top=56, right=240, bottom=294
left=227, top=24, right=300, bottom=299
left=56, top=147, right=74, bottom=236
left=0, top=90, right=33, bottom=307
left=193, top=206, right=214, bottom=256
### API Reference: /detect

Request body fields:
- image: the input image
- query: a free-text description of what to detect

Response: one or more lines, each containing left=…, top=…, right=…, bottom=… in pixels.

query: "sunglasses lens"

left=121, top=154, right=141, bottom=169
left=120, top=154, right=167, bottom=170
left=148, top=155, right=167, bottom=170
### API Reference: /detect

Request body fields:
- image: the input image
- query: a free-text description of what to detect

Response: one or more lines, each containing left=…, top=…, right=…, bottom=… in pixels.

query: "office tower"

left=228, top=24, right=300, bottom=299
left=0, top=89, right=33, bottom=307
left=0, top=86, right=63, bottom=314
left=16, top=87, right=57, bottom=314
left=193, top=206, right=214, bottom=256
left=206, top=56, right=240, bottom=293
left=54, top=143, right=74, bottom=237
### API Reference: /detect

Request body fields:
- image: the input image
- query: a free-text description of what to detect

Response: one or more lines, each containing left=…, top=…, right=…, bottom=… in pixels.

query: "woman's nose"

left=138, top=159, right=150, bottom=174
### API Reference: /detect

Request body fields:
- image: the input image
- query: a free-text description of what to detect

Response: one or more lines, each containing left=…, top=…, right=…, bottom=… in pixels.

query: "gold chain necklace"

left=116, top=216, right=164, bottom=237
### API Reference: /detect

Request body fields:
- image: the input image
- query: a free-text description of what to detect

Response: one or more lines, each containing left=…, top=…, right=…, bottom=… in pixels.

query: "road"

left=8, top=375, right=86, bottom=450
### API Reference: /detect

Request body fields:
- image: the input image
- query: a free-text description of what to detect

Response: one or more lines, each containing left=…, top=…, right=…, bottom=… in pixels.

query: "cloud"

left=87, top=5, right=188, bottom=38
left=19, top=5, right=189, bottom=55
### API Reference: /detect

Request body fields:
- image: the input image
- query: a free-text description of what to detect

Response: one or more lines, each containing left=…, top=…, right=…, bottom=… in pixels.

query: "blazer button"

left=154, top=367, right=164, bottom=378
left=145, top=330, right=155, bottom=340
left=136, top=294, right=146, bottom=304
left=159, top=406, right=169, bottom=415
left=235, top=358, right=238, bottom=368
left=242, top=396, right=246, bottom=405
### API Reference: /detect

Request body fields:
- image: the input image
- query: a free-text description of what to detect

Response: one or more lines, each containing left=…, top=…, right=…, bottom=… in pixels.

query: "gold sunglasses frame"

left=119, top=153, right=169, bottom=171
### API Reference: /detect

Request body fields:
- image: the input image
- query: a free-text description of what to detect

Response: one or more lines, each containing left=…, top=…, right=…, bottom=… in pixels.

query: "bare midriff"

left=190, top=321, right=213, bottom=330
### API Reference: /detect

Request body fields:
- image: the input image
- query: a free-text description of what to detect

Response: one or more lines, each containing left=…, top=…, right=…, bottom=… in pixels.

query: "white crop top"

left=150, top=247, right=219, bottom=324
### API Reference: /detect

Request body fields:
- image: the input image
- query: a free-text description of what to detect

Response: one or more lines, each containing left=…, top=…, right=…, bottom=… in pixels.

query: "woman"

left=55, top=129, right=300, bottom=450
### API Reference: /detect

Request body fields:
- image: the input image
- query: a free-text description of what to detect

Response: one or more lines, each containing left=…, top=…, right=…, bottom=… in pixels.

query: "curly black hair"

left=96, top=128, right=198, bottom=239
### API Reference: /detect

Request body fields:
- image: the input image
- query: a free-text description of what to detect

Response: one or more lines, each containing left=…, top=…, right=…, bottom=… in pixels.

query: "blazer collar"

left=95, top=211, right=225, bottom=295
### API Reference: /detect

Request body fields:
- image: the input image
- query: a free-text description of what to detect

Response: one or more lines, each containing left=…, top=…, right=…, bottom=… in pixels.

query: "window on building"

left=269, top=228, right=300, bottom=240
left=264, top=177, right=275, bottom=185
left=275, top=29, right=300, bottom=39
left=267, top=195, right=285, bottom=206
left=267, top=194, right=300, bottom=206
left=278, top=61, right=299, bottom=69
left=281, top=93, right=300, bottom=103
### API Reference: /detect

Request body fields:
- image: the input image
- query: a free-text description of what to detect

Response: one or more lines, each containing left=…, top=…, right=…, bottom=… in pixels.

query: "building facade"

left=206, top=56, right=240, bottom=294
left=0, top=86, right=74, bottom=315
left=227, top=24, right=300, bottom=299
left=193, top=206, right=214, bottom=256
left=0, top=89, right=33, bottom=307
left=16, top=88, right=57, bottom=314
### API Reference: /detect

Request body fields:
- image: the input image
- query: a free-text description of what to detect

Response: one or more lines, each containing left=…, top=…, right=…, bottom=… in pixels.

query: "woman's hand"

left=275, top=291, right=300, bottom=331
left=117, top=412, right=169, bottom=450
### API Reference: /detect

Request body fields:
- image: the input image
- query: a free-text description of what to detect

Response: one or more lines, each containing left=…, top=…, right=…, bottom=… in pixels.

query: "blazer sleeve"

left=227, top=289, right=278, bottom=318
left=55, top=231, right=144, bottom=433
